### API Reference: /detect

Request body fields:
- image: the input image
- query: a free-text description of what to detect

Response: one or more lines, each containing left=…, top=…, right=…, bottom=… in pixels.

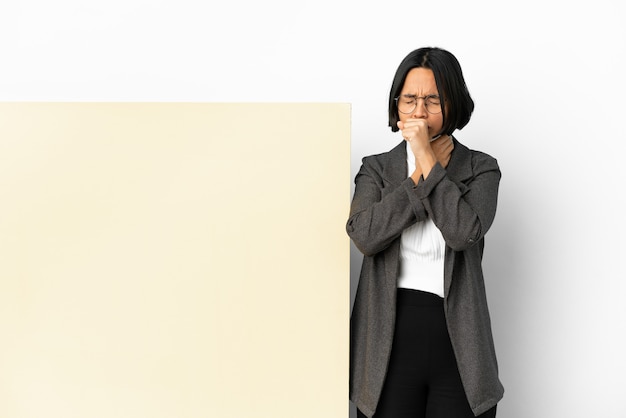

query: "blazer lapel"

left=376, top=141, right=407, bottom=295
left=441, top=137, right=474, bottom=298
left=446, top=137, right=474, bottom=186
left=381, top=141, right=408, bottom=186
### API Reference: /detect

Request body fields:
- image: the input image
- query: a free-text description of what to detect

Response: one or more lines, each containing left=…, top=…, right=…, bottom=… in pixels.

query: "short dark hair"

left=388, top=47, right=474, bottom=136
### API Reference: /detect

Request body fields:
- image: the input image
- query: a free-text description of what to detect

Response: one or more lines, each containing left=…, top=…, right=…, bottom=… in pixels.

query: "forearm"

left=410, top=148, right=438, bottom=184
left=412, top=163, right=501, bottom=251
left=347, top=178, right=427, bottom=257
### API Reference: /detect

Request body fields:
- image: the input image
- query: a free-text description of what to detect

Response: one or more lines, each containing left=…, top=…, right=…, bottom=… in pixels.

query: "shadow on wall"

left=480, top=184, right=526, bottom=417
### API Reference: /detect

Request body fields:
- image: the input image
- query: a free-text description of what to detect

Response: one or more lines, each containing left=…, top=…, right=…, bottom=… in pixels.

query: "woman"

left=347, top=47, right=504, bottom=418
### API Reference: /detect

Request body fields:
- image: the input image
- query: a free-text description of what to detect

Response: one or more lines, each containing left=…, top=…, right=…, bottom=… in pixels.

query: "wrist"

left=415, top=150, right=437, bottom=179
left=410, top=170, right=422, bottom=185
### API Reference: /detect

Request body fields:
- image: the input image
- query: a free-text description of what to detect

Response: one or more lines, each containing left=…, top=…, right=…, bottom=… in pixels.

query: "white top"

left=396, top=142, right=445, bottom=297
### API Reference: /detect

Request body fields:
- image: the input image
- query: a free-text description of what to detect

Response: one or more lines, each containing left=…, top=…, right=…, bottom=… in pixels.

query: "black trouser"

left=357, top=289, right=497, bottom=418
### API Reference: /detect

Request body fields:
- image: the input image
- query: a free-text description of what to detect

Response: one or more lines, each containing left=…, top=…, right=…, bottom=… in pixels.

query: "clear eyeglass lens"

left=397, top=96, right=442, bottom=114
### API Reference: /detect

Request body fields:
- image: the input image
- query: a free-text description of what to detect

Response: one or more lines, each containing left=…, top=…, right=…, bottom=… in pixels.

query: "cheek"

left=433, top=114, right=444, bottom=129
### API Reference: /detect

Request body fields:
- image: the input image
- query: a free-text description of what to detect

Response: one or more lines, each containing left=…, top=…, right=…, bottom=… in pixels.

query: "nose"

left=410, top=98, right=428, bottom=118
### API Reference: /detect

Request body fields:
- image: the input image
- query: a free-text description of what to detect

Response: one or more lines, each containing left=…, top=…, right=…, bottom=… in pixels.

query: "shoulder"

left=455, top=139, right=500, bottom=174
left=360, top=141, right=405, bottom=170
left=472, top=149, right=499, bottom=171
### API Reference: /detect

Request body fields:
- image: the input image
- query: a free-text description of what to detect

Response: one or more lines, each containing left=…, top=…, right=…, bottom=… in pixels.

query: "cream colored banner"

left=0, top=103, right=350, bottom=418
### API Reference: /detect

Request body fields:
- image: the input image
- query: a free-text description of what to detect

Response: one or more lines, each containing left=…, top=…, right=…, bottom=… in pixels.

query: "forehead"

left=401, top=67, right=437, bottom=94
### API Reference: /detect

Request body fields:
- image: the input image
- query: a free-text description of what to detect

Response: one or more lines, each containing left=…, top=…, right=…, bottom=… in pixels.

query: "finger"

left=402, top=117, right=428, bottom=126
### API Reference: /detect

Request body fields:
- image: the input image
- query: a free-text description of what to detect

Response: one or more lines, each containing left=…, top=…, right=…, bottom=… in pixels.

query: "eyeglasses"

left=395, top=95, right=443, bottom=114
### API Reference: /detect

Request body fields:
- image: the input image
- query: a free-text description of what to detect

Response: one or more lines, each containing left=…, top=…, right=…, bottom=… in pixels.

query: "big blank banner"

left=0, top=103, right=350, bottom=418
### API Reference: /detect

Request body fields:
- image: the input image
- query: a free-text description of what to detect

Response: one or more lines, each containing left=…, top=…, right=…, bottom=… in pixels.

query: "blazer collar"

left=382, top=137, right=474, bottom=185
left=381, top=141, right=408, bottom=186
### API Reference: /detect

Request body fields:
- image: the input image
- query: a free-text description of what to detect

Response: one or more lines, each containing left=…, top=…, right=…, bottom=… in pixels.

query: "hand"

left=397, top=120, right=430, bottom=153
left=431, top=134, right=454, bottom=168
left=398, top=120, right=454, bottom=181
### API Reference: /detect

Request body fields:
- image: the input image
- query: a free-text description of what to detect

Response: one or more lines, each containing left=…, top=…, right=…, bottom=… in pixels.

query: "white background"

left=2, top=1, right=625, bottom=417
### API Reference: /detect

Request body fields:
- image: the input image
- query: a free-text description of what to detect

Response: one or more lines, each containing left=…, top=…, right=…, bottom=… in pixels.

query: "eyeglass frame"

left=394, top=94, right=444, bottom=115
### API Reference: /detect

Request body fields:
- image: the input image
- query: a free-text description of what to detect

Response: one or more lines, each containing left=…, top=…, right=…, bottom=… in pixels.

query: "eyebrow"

left=402, top=94, right=439, bottom=99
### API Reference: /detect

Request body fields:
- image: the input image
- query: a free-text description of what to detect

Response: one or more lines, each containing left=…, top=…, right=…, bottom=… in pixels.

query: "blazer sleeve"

left=346, top=155, right=429, bottom=257
left=411, top=152, right=501, bottom=251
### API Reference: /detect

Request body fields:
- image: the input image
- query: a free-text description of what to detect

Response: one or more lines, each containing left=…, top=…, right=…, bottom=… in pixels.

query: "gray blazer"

left=347, top=138, right=504, bottom=417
